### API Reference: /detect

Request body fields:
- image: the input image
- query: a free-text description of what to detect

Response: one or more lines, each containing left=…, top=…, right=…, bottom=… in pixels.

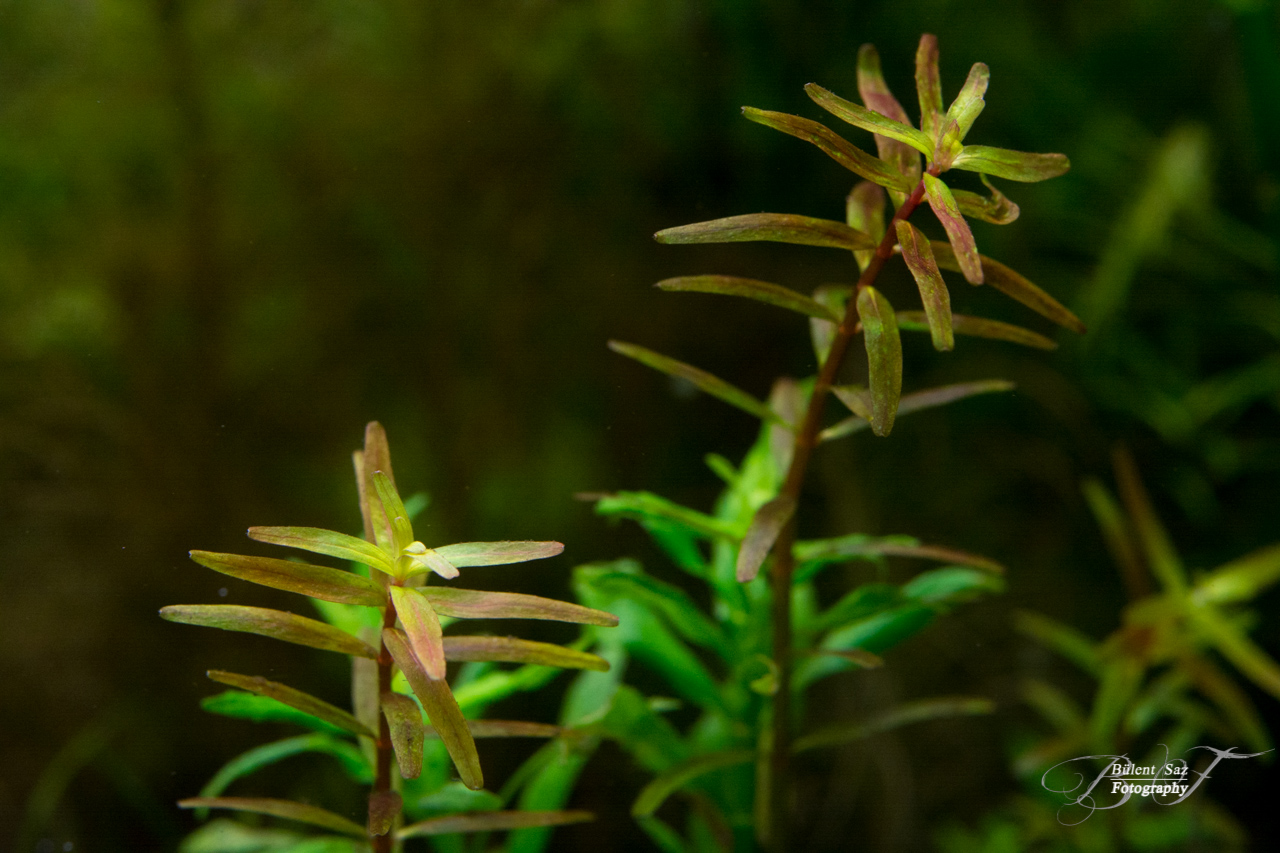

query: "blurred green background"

left=2, top=0, right=1277, bottom=849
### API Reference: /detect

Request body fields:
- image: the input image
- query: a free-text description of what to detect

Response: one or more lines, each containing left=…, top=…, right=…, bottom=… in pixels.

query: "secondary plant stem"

left=371, top=590, right=398, bottom=853
left=765, top=176, right=930, bottom=852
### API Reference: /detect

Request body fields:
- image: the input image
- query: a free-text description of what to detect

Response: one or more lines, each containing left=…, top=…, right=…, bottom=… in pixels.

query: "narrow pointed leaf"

left=454, top=720, right=562, bottom=739
left=399, top=810, right=593, bottom=839
left=382, top=691, right=425, bottom=779
left=247, top=527, right=394, bottom=576
left=357, top=422, right=396, bottom=549
left=368, top=790, right=401, bottom=836
left=895, top=220, right=953, bottom=350
left=735, top=495, right=798, bottom=582
left=915, top=34, right=944, bottom=139
left=1112, top=447, right=1186, bottom=593
left=656, top=275, right=840, bottom=321
left=1190, top=607, right=1280, bottom=701
left=1196, top=543, right=1280, bottom=606
left=1181, top=655, right=1272, bottom=754
left=608, top=340, right=776, bottom=422
left=944, top=63, right=988, bottom=143
left=923, top=174, right=982, bottom=284
left=856, top=44, right=921, bottom=203
left=655, top=213, right=875, bottom=251
left=433, top=541, right=564, bottom=567
left=390, top=586, right=446, bottom=680
left=793, top=696, right=993, bottom=754
left=823, top=380, right=1014, bottom=441
left=200, top=690, right=351, bottom=736
left=442, top=635, right=609, bottom=671
left=1013, top=610, right=1101, bottom=676
left=160, top=605, right=377, bottom=658
left=372, top=472, right=410, bottom=549
left=930, top=241, right=1086, bottom=333
left=742, top=107, right=912, bottom=193
left=178, top=797, right=365, bottom=837
left=594, top=490, right=741, bottom=540
left=422, top=587, right=619, bottom=626
left=584, top=571, right=727, bottom=655
left=631, top=750, right=755, bottom=817
left=768, top=377, right=804, bottom=475
left=857, top=286, right=902, bottom=436
left=189, top=551, right=385, bottom=607
left=805, top=83, right=932, bottom=155
left=794, top=532, right=1005, bottom=573
left=896, top=311, right=1056, bottom=349
left=207, top=670, right=375, bottom=738
left=195, top=735, right=373, bottom=812
left=951, top=146, right=1070, bottom=182
left=1081, top=478, right=1149, bottom=601
left=383, top=628, right=483, bottom=789
left=953, top=174, right=1019, bottom=224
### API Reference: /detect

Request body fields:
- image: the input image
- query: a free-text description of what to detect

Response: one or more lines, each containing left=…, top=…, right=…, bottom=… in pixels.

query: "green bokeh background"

left=2, top=0, right=1277, bottom=849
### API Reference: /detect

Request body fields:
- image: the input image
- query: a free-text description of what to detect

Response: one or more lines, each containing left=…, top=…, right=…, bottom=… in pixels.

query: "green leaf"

left=894, top=220, right=953, bottom=350
left=901, top=566, right=1005, bottom=606
left=176, top=818, right=306, bottom=853
left=793, top=696, right=993, bottom=753
left=390, top=586, right=446, bottom=680
left=1195, top=543, right=1280, bottom=606
left=923, top=174, right=982, bottom=284
left=594, top=490, right=740, bottom=540
left=195, top=735, right=372, bottom=810
left=178, top=797, right=366, bottom=838
left=1081, top=478, right=1147, bottom=600
left=812, top=583, right=900, bottom=633
left=159, top=605, right=377, bottom=658
left=383, top=628, right=483, bottom=789
left=856, top=44, right=921, bottom=206
left=413, top=780, right=503, bottom=816
left=1013, top=610, right=1100, bottom=676
left=442, top=636, right=610, bottom=671
left=372, top=471, right=411, bottom=550
left=821, top=604, right=935, bottom=655
left=1189, top=607, right=1280, bottom=701
left=805, top=83, right=932, bottom=156
left=1090, top=654, right=1146, bottom=752
left=953, top=174, right=1019, bottom=224
left=398, top=810, right=593, bottom=838
left=1112, top=448, right=1187, bottom=594
left=432, top=541, right=563, bottom=567
left=914, top=34, right=943, bottom=140
left=821, top=380, right=1016, bottom=443
left=655, top=213, right=875, bottom=252
left=794, top=531, right=1005, bottom=574
left=895, top=311, right=1056, bottom=350
left=608, top=340, right=777, bottom=423
left=951, top=145, right=1070, bottom=182
left=189, top=551, right=385, bottom=607
left=856, top=285, right=902, bottom=436
left=931, top=63, right=988, bottom=169
left=207, top=671, right=375, bottom=739
left=585, top=571, right=727, bottom=656
left=735, top=495, right=797, bottom=582
left=656, top=275, right=840, bottom=322
left=246, top=527, right=394, bottom=576
left=929, top=241, right=1086, bottom=333
left=382, top=691, right=424, bottom=779
left=423, top=587, right=619, bottom=627
left=741, top=107, right=912, bottom=193
left=846, top=183, right=886, bottom=271
left=1180, top=655, right=1272, bottom=754
left=630, top=750, right=755, bottom=818
left=200, top=690, right=351, bottom=736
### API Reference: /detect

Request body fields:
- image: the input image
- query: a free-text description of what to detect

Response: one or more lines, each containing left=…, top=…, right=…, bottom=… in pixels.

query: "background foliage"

left=2, top=0, right=1277, bottom=849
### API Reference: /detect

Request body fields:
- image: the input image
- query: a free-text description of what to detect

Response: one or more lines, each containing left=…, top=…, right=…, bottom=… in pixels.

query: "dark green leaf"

left=246, top=527, right=394, bottom=576
left=741, top=108, right=912, bottom=193
left=856, top=286, right=902, bottom=436
left=423, top=587, right=619, bottom=627
left=442, top=636, right=610, bottom=671
left=894, top=220, right=953, bottom=350
left=381, top=691, right=424, bottom=779
left=821, top=604, right=935, bottom=655
left=433, top=541, right=563, bottom=567
left=178, top=797, right=366, bottom=837
left=735, top=496, right=797, bottom=582
left=804, top=84, right=932, bottom=155
left=608, top=340, right=776, bottom=423
left=793, top=696, right=993, bottom=753
left=656, top=275, right=840, bottom=322
left=901, top=567, right=1005, bottom=606
left=398, top=810, right=593, bottom=838
left=195, top=735, right=372, bottom=811
left=630, top=750, right=755, bottom=818
left=812, top=583, right=900, bottom=632
left=159, top=605, right=377, bottom=658
left=655, top=213, right=875, bottom=252
left=930, top=241, right=1086, bottom=333
left=207, top=671, right=374, bottom=739
left=895, top=311, right=1056, bottom=350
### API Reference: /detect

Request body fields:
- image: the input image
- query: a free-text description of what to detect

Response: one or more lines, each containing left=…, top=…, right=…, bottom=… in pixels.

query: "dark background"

left=2, top=0, right=1278, bottom=849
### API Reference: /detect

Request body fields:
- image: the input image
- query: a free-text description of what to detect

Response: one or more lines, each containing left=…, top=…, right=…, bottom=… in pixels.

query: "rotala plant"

left=161, top=422, right=618, bottom=852
left=576, top=34, right=1085, bottom=850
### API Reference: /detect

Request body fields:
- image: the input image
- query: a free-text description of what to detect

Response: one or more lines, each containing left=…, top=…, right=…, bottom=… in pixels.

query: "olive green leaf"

left=742, top=108, right=912, bottom=193
left=442, top=635, right=610, bottom=671
left=1112, top=447, right=1187, bottom=594
left=177, top=797, right=366, bottom=837
left=422, top=587, right=619, bottom=626
left=381, top=690, right=424, bottom=779
left=895, top=311, right=1056, bottom=350
left=1195, top=543, right=1280, bottom=606
left=932, top=62, right=988, bottom=169
left=1188, top=607, right=1280, bottom=701
left=450, top=720, right=562, bottom=739
left=953, top=174, right=1019, bottom=224
left=432, top=541, right=564, bottom=567
left=856, top=44, right=921, bottom=205
left=656, top=276, right=840, bottom=322
left=736, top=495, right=798, bottom=582
left=608, top=340, right=777, bottom=423
left=847, top=183, right=886, bottom=271
left=399, top=810, right=593, bottom=839
left=830, top=384, right=873, bottom=421
left=1013, top=610, right=1101, bottom=676
left=857, top=285, right=903, bottom=436
left=915, top=34, right=944, bottom=139
left=189, top=551, right=385, bottom=607
left=929, top=241, right=1086, bottom=333
left=821, top=379, right=1015, bottom=442
left=894, top=220, right=953, bottom=350
left=194, top=734, right=373, bottom=814
left=950, top=145, right=1070, bottom=182
left=206, top=670, right=375, bottom=739
left=159, top=605, right=377, bottom=658
left=368, top=790, right=401, bottom=837
left=246, top=527, right=395, bottom=576
left=793, top=696, right=993, bottom=753
left=804, top=83, right=933, bottom=156
left=390, top=585, right=446, bottom=680
left=200, top=690, right=351, bottom=736
left=655, top=213, right=876, bottom=252
left=923, top=174, right=982, bottom=284
left=355, top=421, right=396, bottom=546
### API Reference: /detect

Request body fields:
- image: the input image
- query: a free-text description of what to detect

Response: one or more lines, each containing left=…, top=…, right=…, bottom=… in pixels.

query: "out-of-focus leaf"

left=1090, top=655, right=1146, bottom=752
left=805, top=84, right=932, bottom=155
left=657, top=275, right=840, bottom=321
left=1181, top=655, right=1272, bottom=753
left=793, top=696, right=993, bottom=753
left=178, top=798, right=365, bottom=837
left=423, top=587, right=619, bottom=627
left=857, top=285, right=902, bottom=437
left=915, top=34, right=943, bottom=140
left=741, top=108, right=912, bottom=193
left=442, top=636, right=609, bottom=672
left=1023, top=679, right=1086, bottom=734
left=847, top=183, right=886, bottom=270
left=831, top=384, right=873, bottom=420
left=655, top=214, right=875, bottom=252
left=207, top=671, right=374, bottom=739
left=398, top=810, right=593, bottom=838
left=895, top=220, right=953, bottom=350
left=1081, top=478, right=1148, bottom=601
left=821, top=604, right=935, bottom=655
left=449, top=664, right=564, bottom=717
left=594, top=490, right=740, bottom=540
left=736, top=495, right=797, bottom=582
left=200, top=690, right=350, bottom=736
left=1196, top=543, right=1280, bottom=605
left=1014, top=611, right=1101, bottom=676
left=598, top=684, right=691, bottom=774
left=390, top=586, right=446, bottom=680
left=450, top=720, right=562, bottom=739
left=189, top=551, right=385, bottom=607
left=367, top=790, right=400, bottom=837
left=382, top=691, right=424, bottom=779
left=159, top=605, right=377, bottom=659
left=856, top=45, right=921, bottom=206
left=930, top=241, right=1086, bottom=333
left=1189, top=607, right=1280, bottom=701
left=246, top=527, right=394, bottom=576
left=579, top=572, right=726, bottom=656
left=804, top=648, right=884, bottom=669
left=794, top=531, right=1005, bottom=574
left=631, top=750, right=755, bottom=818
left=432, top=541, right=563, bottom=567
left=1112, top=448, right=1187, bottom=594
left=608, top=340, right=777, bottom=423
left=953, top=174, right=1019, bottom=224
left=820, top=380, right=1015, bottom=442
left=195, top=735, right=372, bottom=811
left=895, top=311, right=1056, bottom=350
left=923, top=175, right=982, bottom=284
left=951, top=145, right=1071, bottom=182
left=768, top=377, right=804, bottom=475
left=384, top=628, right=483, bottom=789
left=176, top=818, right=305, bottom=853
left=901, top=567, right=1005, bottom=606
left=812, top=583, right=899, bottom=632
left=413, top=780, right=503, bottom=816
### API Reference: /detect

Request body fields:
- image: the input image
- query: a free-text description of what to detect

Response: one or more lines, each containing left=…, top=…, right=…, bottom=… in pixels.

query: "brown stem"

left=371, top=591, right=398, bottom=853
left=765, top=176, right=930, bottom=852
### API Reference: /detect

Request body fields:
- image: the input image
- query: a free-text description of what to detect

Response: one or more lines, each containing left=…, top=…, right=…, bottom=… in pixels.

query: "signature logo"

left=1040, top=745, right=1271, bottom=825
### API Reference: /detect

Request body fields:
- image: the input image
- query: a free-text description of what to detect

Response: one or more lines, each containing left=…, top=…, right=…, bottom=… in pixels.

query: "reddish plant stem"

left=371, top=590, right=399, bottom=853
left=765, top=176, right=930, bottom=852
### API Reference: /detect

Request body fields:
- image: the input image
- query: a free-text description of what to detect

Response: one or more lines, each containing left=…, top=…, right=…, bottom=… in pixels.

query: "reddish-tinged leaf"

left=821, top=380, right=1014, bottom=442
left=930, top=241, right=1086, bottom=333
left=742, top=108, right=912, bottom=193
left=247, top=526, right=394, bottom=576
left=422, top=587, right=619, bottom=627
left=449, top=720, right=561, bottom=739
left=655, top=213, right=875, bottom=251
left=953, top=175, right=1019, bottom=224
left=608, top=340, right=776, bottom=422
left=805, top=83, right=932, bottom=155
left=390, top=586, right=446, bottom=680
left=160, top=605, right=377, bottom=658
left=735, top=496, right=798, bottom=582
left=794, top=532, right=1005, bottom=574
left=768, top=378, right=804, bottom=475
left=951, top=146, right=1070, bottom=182
left=382, top=691, right=425, bottom=779
left=442, top=635, right=610, bottom=671
left=657, top=275, right=839, bottom=322
left=915, top=34, right=944, bottom=139
left=871, top=542, right=1005, bottom=574
left=357, top=422, right=397, bottom=549
left=856, top=44, right=921, bottom=203
left=398, top=810, right=593, bottom=839
left=895, top=220, right=953, bottom=350
left=177, top=797, right=365, bottom=837
left=369, top=789, right=401, bottom=836
left=923, top=174, right=982, bottom=284
left=189, top=551, right=385, bottom=607
left=206, top=670, right=375, bottom=738
left=433, top=541, right=564, bottom=567
left=895, top=311, right=1056, bottom=350
left=384, top=628, right=483, bottom=789
left=857, top=286, right=903, bottom=437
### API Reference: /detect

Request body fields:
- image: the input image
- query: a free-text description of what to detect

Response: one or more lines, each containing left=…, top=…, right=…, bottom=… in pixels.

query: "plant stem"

left=765, top=176, right=930, bottom=852
left=371, top=591, right=398, bottom=853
